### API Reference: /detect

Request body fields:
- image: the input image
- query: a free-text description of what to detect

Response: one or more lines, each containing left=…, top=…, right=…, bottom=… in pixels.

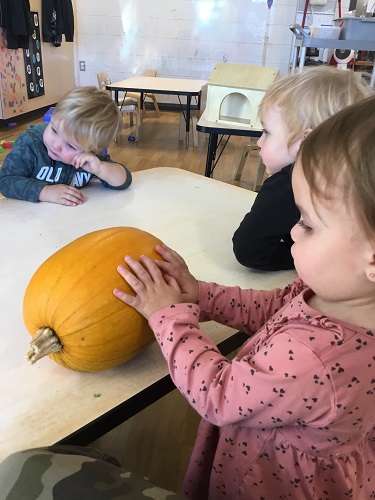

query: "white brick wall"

left=75, top=0, right=299, bottom=98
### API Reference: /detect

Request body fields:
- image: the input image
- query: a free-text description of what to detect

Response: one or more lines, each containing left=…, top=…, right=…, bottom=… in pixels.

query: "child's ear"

left=302, top=128, right=312, bottom=139
left=366, top=267, right=375, bottom=283
left=365, top=248, right=375, bottom=283
left=290, top=129, right=312, bottom=156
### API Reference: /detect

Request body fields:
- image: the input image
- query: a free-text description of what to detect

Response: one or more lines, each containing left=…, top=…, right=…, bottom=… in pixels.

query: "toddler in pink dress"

left=114, top=96, right=375, bottom=499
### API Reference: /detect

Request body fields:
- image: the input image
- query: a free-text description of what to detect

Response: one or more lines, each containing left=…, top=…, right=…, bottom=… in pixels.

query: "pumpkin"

left=23, top=226, right=163, bottom=372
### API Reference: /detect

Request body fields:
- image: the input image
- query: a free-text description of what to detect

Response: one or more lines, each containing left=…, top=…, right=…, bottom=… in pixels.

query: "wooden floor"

left=0, top=107, right=262, bottom=493
left=113, top=108, right=263, bottom=189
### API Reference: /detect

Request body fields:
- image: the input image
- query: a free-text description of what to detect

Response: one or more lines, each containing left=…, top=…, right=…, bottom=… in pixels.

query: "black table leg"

left=205, top=133, right=218, bottom=177
left=185, top=95, right=192, bottom=148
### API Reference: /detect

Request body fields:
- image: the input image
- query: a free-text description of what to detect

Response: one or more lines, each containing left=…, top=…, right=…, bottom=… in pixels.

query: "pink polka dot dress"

left=149, top=277, right=375, bottom=499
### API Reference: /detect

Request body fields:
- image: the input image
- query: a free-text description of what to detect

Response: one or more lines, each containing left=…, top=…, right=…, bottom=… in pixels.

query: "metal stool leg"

left=233, top=143, right=259, bottom=181
left=253, top=160, right=266, bottom=192
left=179, top=112, right=185, bottom=142
left=134, top=109, right=139, bottom=142
left=151, top=95, right=161, bottom=116
left=179, top=113, right=198, bottom=147
left=192, top=116, right=198, bottom=146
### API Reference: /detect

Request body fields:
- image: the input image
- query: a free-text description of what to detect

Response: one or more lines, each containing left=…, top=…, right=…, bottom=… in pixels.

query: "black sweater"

left=232, top=164, right=300, bottom=271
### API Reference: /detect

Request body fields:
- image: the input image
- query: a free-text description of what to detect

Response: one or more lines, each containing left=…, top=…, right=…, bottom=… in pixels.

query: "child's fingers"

left=155, top=244, right=183, bottom=263
left=123, top=255, right=154, bottom=284
left=156, top=244, right=181, bottom=261
left=155, top=245, right=188, bottom=271
left=71, top=154, right=84, bottom=168
left=113, top=287, right=137, bottom=306
left=123, top=255, right=164, bottom=288
left=164, top=274, right=180, bottom=292
left=154, top=244, right=171, bottom=261
left=153, top=259, right=171, bottom=274
left=116, top=264, right=144, bottom=293
left=138, top=255, right=164, bottom=282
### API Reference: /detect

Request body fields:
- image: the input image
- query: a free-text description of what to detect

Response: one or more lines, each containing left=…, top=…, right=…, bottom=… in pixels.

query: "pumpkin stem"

left=25, top=327, right=62, bottom=364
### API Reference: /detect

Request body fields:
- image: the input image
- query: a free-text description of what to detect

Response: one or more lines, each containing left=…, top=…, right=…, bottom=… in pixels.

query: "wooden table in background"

left=0, top=168, right=296, bottom=460
left=107, top=76, right=205, bottom=147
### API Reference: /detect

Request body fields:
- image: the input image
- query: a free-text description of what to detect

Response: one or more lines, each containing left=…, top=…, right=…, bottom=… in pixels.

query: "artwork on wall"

left=24, top=12, right=45, bottom=99
left=0, top=28, right=28, bottom=119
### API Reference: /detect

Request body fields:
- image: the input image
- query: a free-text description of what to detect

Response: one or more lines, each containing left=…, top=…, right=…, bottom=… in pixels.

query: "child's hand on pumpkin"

left=114, top=255, right=183, bottom=319
left=154, top=244, right=199, bottom=304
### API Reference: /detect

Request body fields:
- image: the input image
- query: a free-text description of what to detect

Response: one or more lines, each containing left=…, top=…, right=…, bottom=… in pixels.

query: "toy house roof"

left=208, top=63, right=280, bottom=91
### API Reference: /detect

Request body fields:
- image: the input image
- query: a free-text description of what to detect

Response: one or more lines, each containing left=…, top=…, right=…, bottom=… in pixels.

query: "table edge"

left=56, top=331, right=248, bottom=446
left=197, top=119, right=263, bottom=137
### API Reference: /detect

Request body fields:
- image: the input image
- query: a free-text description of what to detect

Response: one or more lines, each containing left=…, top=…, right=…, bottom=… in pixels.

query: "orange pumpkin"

left=23, top=226, right=163, bottom=372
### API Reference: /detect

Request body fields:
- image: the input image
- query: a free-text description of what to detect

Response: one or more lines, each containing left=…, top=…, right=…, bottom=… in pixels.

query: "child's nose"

left=290, top=223, right=298, bottom=242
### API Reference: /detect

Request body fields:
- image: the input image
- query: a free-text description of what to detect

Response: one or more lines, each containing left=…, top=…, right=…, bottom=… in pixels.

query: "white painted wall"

left=75, top=0, right=298, bottom=97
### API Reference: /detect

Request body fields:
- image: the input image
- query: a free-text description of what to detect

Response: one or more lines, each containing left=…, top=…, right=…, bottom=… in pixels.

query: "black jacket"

left=0, top=0, right=33, bottom=49
left=42, top=0, right=74, bottom=45
left=232, top=164, right=300, bottom=271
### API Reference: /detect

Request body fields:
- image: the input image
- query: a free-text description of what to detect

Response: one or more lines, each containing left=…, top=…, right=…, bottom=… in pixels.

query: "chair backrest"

left=97, top=71, right=111, bottom=91
left=144, top=69, right=157, bottom=77
left=97, top=71, right=137, bottom=110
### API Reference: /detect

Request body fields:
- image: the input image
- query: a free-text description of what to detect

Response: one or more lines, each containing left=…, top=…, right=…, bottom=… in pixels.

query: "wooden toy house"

left=205, top=63, right=280, bottom=130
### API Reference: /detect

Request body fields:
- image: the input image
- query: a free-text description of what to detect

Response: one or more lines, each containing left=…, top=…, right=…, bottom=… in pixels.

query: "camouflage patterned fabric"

left=0, top=445, right=185, bottom=500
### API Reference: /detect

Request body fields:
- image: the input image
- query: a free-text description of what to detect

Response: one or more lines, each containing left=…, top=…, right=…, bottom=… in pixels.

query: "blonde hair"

left=259, top=66, right=373, bottom=146
left=298, top=95, right=375, bottom=238
left=53, top=86, right=123, bottom=152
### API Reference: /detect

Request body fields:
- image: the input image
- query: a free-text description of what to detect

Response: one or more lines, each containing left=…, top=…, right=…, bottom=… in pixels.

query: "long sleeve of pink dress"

left=148, top=277, right=375, bottom=499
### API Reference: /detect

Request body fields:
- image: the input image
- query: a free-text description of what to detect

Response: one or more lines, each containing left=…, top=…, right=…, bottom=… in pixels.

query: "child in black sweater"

left=232, top=66, right=372, bottom=271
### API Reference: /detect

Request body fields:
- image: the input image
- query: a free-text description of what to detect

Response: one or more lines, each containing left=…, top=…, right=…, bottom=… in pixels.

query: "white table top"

left=0, top=168, right=296, bottom=460
left=107, top=76, right=205, bottom=95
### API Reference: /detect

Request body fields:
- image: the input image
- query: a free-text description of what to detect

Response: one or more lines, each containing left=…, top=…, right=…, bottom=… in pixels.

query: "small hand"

left=153, top=244, right=199, bottom=303
left=39, top=184, right=85, bottom=206
left=113, top=255, right=182, bottom=319
left=71, top=152, right=101, bottom=174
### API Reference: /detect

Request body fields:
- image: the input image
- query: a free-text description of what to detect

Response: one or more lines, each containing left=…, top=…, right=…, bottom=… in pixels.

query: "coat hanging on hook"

left=41, top=0, right=74, bottom=46
left=0, top=0, right=33, bottom=49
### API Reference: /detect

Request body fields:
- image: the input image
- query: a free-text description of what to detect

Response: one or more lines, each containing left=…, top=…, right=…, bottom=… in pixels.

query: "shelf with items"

left=289, top=23, right=375, bottom=87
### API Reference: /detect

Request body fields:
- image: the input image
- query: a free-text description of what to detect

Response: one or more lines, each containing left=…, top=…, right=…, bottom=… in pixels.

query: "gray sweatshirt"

left=0, top=123, right=132, bottom=202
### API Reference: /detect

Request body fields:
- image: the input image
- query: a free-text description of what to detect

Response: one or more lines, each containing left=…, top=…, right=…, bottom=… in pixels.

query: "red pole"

left=301, top=0, right=309, bottom=28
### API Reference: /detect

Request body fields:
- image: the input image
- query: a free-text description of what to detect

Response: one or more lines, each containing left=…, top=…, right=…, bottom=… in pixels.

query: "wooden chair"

left=142, top=69, right=160, bottom=117
left=233, top=140, right=266, bottom=191
left=97, top=71, right=142, bottom=115
left=97, top=71, right=140, bottom=141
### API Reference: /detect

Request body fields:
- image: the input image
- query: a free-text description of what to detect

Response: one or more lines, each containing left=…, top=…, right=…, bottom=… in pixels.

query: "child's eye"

left=297, top=219, right=312, bottom=232
left=262, top=128, right=269, bottom=136
left=51, top=126, right=57, bottom=134
left=67, top=143, right=77, bottom=150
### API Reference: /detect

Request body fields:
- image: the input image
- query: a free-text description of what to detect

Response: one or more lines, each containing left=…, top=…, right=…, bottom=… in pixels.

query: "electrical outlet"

left=79, top=61, right=86, bottom=72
